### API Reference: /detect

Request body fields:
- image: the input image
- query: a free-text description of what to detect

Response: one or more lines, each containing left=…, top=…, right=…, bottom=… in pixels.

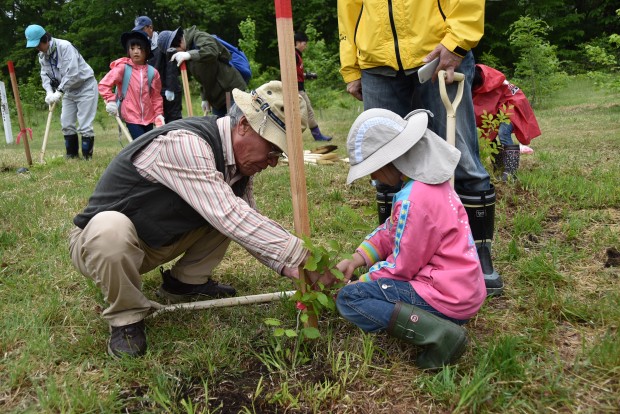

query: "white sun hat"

left=346, top=108, right=461, bottom=185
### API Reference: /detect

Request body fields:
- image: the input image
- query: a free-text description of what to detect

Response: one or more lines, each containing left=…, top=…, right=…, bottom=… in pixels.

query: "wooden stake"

left=180, top=62, right=193, bottom=117
left=274, top=0, right=318, bottom=328
left=7, top=61, right=32, bottom=166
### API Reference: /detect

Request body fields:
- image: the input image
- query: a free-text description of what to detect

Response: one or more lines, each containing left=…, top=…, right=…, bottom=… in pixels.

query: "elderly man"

left=133, top=15, right=158, bottom=66
left=70, top=81, right=322, bottom=358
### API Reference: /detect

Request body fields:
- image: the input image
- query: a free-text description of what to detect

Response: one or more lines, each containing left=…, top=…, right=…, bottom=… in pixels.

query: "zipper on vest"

left=388, top=0, right=404, bottom=71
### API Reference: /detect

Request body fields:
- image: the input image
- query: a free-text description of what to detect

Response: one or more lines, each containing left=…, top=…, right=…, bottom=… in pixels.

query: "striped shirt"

left=133, top=117, right=305, bottom=274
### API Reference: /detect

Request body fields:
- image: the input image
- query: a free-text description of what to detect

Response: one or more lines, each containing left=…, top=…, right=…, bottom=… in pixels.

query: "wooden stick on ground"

left=274, top=0, right=318, bottom=328
left=147, top=290, right=296, bottom=319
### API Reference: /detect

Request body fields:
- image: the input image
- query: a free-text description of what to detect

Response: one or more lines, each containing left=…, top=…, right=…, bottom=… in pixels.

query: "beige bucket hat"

left=233, top=81, right=308, bottom=154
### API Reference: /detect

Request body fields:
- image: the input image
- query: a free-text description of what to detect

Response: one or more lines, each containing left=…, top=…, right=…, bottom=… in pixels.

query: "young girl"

left=99, top=31, right=164, bottom=139
left=336, top=108, right=487, bottom=369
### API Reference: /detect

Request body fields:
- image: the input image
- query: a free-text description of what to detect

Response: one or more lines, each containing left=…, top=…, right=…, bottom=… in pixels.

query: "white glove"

left=154, top=115, right=165, bottom=127
left=170, top=51, right=191, bottom=67
left=46, top=91, right=62, bottom=105
left=164, top=90, right=175, bottom=101
left=105, top=101, right=118, bottom=116
left=201, top=100, right=210, bottom=113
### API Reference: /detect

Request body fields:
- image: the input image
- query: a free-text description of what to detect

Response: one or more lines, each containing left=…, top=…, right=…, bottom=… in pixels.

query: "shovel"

left=115, top=115, right=133, bottom=143
left=39, top=102, right=56, bottom=163
left=438, top=70, right=465, bottom=187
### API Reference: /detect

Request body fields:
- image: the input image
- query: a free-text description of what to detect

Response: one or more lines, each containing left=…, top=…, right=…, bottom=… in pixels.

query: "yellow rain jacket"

left=338, top=0, right=485, bottom=83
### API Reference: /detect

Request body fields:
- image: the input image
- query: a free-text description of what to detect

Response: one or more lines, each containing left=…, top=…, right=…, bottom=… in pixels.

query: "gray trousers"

left=60, top=77, right=98, bottom=137
left=69, top=211, right=231, bottom=326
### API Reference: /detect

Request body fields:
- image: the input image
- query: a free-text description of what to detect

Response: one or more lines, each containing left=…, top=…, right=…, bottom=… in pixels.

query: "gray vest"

left=73, top=116, right=248, bottom=247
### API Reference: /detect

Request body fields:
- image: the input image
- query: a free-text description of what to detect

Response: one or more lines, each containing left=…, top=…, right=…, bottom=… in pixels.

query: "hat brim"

left=232, top=88, right=289, bottom=154
left=393, top=129, right=461, bottom=184
left=26, top=39, right=40, bottom=48
left=346, top=111, right=428, bottom=185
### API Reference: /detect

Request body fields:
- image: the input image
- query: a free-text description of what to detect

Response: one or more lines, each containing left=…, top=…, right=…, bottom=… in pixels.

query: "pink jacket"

left=357, top=179, right=486, bottom=319
left=98, top=57, right=163, bottom=125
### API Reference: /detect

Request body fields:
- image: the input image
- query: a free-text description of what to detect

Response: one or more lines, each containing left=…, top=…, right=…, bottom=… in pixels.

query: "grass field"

left=1, top=76, right=619, bottom=413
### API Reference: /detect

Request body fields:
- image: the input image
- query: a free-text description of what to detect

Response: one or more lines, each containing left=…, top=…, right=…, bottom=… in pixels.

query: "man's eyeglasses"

left=267, top=145, right=284, bottom=160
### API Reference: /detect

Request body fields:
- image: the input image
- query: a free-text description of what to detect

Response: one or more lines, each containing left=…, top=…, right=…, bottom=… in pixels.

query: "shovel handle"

left=438, top=70, right=465, bottom=188
left=180, top=62, right=193, bottom=117
left=115, top=116, right=133, bottom=143
left=39, top=102, right=56, bottom=163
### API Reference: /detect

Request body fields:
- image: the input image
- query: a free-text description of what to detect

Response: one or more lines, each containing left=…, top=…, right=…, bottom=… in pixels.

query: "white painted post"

left=0, top=81, right=14, bottom=144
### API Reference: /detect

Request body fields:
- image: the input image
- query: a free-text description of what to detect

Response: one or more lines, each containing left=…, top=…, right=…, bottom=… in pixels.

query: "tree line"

left=1, top=0, right=618, bottom=101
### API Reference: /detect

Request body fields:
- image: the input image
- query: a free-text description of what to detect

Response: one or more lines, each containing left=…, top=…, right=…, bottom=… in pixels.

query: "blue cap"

left=25, top=24, right=46, bottom=48
left=133, top=16, right=152, bottom=31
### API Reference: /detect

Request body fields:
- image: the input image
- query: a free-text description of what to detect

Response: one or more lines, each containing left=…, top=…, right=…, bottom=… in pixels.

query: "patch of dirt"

left=604, top=247, right=620, bottom=268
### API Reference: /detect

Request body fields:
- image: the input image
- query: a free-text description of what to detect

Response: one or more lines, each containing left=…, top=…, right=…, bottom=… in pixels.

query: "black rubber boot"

left=500, top=144, right=520, bottom=181
left=64, top=134, right=79, bottom=159
left=157, top=267, right=236, bottom=303
left=375, top=182, right=401, bottom=224
left=81, top=136, right=94, bottom=160
left=387, top=302, right=468, bottom=369
left=458, top=185, right=504, bottom=297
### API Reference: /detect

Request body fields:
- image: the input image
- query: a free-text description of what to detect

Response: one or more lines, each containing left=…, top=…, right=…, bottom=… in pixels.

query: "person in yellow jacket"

left=338, top=0, right=504, bottom=297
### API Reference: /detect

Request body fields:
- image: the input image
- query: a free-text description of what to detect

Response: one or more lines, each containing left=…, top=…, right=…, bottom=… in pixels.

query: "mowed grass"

left=0, top=76, right=619, bottom=413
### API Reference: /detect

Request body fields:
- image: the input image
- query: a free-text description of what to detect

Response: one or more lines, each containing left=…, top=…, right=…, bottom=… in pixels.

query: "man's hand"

left=170, top=51, right=191, bottom=67
left=346, top=79, right=363, bottom=101
left=164, top=90, right=175, bottom=101
left=105, top=101, right=118, bottom=116
left=201, top=100, right=210, bottom=114
left=45, top=91, right=62, bottom=105
left=423, top=44, right=464, bottom=84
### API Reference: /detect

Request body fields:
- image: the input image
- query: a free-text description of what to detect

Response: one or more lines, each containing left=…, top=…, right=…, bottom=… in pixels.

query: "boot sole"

left=486, top=286, right=504, bottom=297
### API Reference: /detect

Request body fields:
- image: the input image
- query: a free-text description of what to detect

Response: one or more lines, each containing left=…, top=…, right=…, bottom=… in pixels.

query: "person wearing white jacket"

left=25, top=24, right=98, bottom=159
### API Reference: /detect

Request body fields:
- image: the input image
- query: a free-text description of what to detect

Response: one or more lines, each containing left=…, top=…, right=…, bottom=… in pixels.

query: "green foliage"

left=476, top=106, right=510, bottom=173
left=508, top=16, right=567, bottom=107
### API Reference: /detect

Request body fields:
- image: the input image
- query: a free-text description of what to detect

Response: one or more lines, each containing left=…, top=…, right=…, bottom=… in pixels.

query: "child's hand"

left=154, top=115, right=165, bottom=127
left=336, top=252, right=365, bottom=282
left=105, top=101, right=118, bottom=116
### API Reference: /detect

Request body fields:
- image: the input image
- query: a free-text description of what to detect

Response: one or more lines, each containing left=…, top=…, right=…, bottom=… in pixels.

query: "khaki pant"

left=69, top=211, right=230, bottom=326
left=299, top=90, right=318, bottom=130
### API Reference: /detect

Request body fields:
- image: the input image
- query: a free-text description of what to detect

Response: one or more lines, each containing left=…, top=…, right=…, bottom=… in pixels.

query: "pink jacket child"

left=99, top=31, right=164, bottom=139
left=335, top=108, right=486, bottom=369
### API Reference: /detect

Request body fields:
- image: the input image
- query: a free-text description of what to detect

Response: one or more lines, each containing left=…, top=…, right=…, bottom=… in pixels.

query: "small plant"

left=259, top=239, right=347, bottom=369
left=477, top=104, right=511, bottom=173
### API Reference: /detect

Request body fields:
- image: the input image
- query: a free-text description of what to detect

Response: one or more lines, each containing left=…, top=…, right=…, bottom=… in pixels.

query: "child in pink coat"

left=99, top=31, right=164, bottom=139
left=336, top=108, right=486, bottom=369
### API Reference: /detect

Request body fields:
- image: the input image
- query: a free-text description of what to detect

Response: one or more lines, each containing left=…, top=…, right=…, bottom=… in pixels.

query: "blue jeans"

left=361, top=52, right=490, bottom=193
left=498, top=122, right=514, bottom=146
left=336, top=278, right=468, bottom=333
left=126, top=123, right=153, bottom=139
